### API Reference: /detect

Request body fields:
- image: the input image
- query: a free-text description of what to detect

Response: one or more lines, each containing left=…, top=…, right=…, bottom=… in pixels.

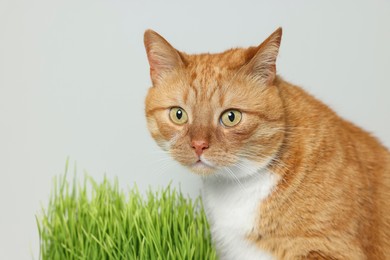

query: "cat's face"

left=144, top=29, right=285, bottom=178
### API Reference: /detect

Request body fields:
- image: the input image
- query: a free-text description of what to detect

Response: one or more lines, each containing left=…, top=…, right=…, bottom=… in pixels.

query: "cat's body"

left=143, top=28, right=390, bottom=259
left=203, top=77, right=390, bottom=259
left=251, top=78, right=390, bottom=259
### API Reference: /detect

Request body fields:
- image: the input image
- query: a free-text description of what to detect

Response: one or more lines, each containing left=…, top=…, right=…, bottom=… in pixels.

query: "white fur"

left=202, top=159, right=279, bottom=260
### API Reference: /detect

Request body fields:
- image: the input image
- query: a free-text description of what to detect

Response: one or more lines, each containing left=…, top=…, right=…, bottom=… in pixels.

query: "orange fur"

left=144, top=28, right=390, bottom=259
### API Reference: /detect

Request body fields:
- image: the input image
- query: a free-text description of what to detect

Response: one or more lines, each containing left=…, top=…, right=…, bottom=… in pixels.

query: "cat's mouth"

left=189, top=158, right=216, bottom=175
left=194, top=160, right=209, bottom=167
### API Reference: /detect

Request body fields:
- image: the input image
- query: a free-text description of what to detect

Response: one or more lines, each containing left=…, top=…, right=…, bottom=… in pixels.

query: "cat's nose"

left=191, top=140, right=209, bottom=156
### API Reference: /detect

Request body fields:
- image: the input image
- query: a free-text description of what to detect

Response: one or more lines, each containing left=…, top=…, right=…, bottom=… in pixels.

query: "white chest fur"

left=202, top=166, right=279, bottom=260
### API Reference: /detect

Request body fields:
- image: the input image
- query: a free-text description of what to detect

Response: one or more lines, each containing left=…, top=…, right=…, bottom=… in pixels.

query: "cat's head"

left=144, top=28, right=285, bottom=178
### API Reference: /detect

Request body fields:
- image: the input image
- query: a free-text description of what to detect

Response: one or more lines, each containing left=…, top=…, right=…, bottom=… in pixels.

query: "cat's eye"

left=169, top=107, right=188, bottom=125
left=220, top=110, right=242, bottom=127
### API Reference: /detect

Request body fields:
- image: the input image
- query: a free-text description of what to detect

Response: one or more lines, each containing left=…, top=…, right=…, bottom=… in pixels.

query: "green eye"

left=220, top=110, right=242, bottom=127
left=169, top=107, right=188, bottom=125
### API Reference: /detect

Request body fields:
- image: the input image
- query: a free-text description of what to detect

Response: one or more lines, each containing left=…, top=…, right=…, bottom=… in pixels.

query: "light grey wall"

left=1, top=0, right=389, bottom=258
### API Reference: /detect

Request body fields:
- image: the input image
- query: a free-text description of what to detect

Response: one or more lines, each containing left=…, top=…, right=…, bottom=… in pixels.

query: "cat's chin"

left=188, top=161, right=217, bottom=176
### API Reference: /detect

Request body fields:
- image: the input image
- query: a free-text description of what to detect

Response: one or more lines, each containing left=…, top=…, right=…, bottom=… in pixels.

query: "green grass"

left=36, top=164, right=217, bottom=260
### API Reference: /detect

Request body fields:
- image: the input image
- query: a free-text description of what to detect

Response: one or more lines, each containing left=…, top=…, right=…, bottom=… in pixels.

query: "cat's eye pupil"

left=228, top=112, right=235, bottom=122
left=176, top=110, right=182, bottom=120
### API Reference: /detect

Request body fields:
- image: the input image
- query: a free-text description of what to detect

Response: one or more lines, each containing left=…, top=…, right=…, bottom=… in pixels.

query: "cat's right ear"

left=242, top=27, right=282, bottom=86
left=144, top=30, right=184, bottom=85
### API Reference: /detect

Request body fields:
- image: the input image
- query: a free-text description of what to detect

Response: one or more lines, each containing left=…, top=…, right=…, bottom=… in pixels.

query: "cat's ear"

left=243, top=27, right=282, bottom=86
left=144, top=30, right=185, bottom=85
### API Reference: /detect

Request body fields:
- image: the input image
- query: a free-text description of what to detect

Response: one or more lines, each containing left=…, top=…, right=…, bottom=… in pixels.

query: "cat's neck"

left=270, top=77, right=338, bottom=176
left=202, top=166, right=279, bottom=260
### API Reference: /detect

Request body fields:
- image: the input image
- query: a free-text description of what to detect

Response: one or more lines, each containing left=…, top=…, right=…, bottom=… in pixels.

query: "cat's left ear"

left=243, top=27, right=282, bottom=86
left=144, top=30, right=185, bottom=85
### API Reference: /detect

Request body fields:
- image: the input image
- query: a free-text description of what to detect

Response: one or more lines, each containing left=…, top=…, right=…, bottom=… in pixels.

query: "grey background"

left=1, top=0, right=389, bottom=258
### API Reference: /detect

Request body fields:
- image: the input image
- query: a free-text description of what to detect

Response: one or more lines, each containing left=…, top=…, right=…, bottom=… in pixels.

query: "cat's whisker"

left=149, top=159, right=174, bottom=176
left=224, top=167, right=246, bottom=191
left=234, top=161, right=257, bottom=173
left=147, top=151, right=173, bottom=158
left=152, top=157, right=174, bottom=164
left=234, top=153, right=290, bottom=175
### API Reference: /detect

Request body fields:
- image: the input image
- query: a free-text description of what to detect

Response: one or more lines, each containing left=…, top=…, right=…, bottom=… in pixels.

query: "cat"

left=143, top=27, right=390, bottom=259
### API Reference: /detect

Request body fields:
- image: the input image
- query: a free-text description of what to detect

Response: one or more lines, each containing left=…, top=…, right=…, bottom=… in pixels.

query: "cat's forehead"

left=172, top=49, right=256, bottom=109
left=184, top=48, right=249, bottom=87
left=187, top=48, right=249, bottom=71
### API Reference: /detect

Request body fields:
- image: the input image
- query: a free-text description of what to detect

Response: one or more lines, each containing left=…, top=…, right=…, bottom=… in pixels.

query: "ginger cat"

left=143, top=28, right=390, bottom=259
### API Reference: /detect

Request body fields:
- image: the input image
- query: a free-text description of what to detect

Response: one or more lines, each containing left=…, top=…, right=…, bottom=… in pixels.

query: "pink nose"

left=191, top=140, right=209, bottom=156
